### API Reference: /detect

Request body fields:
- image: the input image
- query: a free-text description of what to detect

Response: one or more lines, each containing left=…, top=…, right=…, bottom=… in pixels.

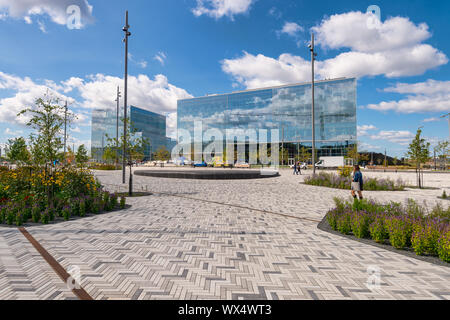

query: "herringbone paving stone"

left=20, top=184, right=449, bottom=300
left=0, top=229, right=76, bottom=300
left=2, top=170, right=449, bottom=300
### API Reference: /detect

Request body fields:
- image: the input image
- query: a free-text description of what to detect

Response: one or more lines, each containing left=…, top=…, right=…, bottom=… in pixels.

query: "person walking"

left=297, top=161, right=302, bottom=175
left=293, top=161, right=298, bottom=175
left=351, top=165, right=364, bottom=200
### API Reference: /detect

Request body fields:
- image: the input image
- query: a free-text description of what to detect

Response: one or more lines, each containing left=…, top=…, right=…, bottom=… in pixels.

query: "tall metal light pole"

left=115, top=86, right=121, bottom=168
left=63, top=100, right=68, bottom=163
left=309, top=33, right=318, bottom=174
left=441, top=113, right=450, bottom=142
left=122, top=11, right=131, bottom=184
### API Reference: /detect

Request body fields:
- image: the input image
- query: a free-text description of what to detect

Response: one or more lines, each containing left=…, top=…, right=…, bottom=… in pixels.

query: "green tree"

left=104, top=118, right=149, bottom=165
left=18, top=94, right=75, bottom=166
left=435, top=141, right=449, bottom=170
left=346, top=144, right=359, bottom=163
left=154, top=146, right=170, bottom=161
left=75, top=144, right=89, bottom=167
left=6, top=137, right=31, bottom=165
left=393, top=157, right=399, bottom=166
left=298, top=146, right=311, bottom=163
left=406, top=128, right=430, bottom=188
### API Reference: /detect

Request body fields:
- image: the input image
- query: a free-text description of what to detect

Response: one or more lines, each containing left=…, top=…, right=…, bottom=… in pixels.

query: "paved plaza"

left=1, top=169, right=449, bottom=300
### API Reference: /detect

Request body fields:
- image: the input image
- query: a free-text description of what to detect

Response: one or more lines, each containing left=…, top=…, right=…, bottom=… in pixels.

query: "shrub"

left=411, top=219, right=442, bottom=256
left=370, top=215, right=389, bottom=243
left=62, top=206, right=71, bottom=221
left=23, top=206, right=32, bottom=222
left=109, top=193, right=118, bottom=210
left=7, top=206, right=15, bottom=225
left=79, top=198, right=86, bottom=217
left=351, top=211, right=372, bottom=238
left=92, top=198, right=101, bottom=214
left=442, top=190, right=448, bottom=199
left=385, top=216, right=413, bottom=249
left=40, top=209, right=50, bottom=225
left=0, top=205, right=6, bottom=224
left=337, top=211, right=352, bottom=235
left=15, top=212, right=23, bottom=226
left=304, top=172, right=405, bottom=191
left=32, top=204, right=41, bottom=223
left=327, top=209, right=339, bottom=231
left=48, top=205, right=55, bottom=221
left=338, top=167, right=352, bottom=178
left=103, top=192, right=112, bottom=211
left=69, top=199, right=80, bottom=217
left=437, top=230, right=450, bottom=263
left=120, top=196, right=126, bottom=209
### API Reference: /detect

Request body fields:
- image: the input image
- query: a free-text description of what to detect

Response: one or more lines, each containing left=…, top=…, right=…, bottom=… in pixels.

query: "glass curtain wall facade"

left=177, top=78, right=357, bottom=163
left=91, top=106, right=170, bottom=162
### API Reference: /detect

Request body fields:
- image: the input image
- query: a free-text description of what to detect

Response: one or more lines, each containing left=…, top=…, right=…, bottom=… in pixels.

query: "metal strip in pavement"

left=19, top=227, right=93, bottom=301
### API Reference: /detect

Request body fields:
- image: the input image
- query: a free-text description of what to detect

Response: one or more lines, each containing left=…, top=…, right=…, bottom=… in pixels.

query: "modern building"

left=177, top=77, right=357, bottom=164
left=91, top=105, right=173, bottom=162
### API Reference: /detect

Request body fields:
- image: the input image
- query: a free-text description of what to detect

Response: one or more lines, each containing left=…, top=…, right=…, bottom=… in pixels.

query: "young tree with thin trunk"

left=406, top=128, right=430, bottom=189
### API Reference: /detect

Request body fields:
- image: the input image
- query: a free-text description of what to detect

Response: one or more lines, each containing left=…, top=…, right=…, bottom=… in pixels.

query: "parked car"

left=193, top=161, right=208, bottom=168
left=235, top=162, right=250, bottom=169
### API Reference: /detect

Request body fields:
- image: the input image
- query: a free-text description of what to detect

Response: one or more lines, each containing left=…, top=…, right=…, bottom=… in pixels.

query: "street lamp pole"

left=115, top=86, right=121, bottom=168
left=309, top=33, right=318, bottom=174
left=63, top=100, right=68, bottom=162
left=122, top=11, right=131, bottom=184
left=441, top=113, right=450, bottom=142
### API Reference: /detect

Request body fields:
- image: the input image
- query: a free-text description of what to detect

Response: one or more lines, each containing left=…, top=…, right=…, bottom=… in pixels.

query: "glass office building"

left=177, top=77, right=357, bottom=162
left=91, top=106, right=171, bottom=162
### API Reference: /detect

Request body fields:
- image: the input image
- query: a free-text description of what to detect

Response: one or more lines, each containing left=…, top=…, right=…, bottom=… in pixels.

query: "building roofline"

left=179, top=77, right=355, bottom=102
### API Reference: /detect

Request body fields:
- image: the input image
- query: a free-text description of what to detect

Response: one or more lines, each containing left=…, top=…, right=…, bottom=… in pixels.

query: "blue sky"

left=0, top=0, right=449, bottom=157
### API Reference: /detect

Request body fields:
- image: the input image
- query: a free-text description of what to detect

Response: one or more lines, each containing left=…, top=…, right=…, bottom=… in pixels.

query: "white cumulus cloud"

left=280, top=22, right=303, bottom=37
left=358, top=125, right=377, bottom=137
left=222, top=11, right=448, bottom=89
left=370, top=130, right=415, bottom=146
left=192, top=0, right=254, bottom=20
left=0, top=71, right=193, bottom=138
left=367, top=80, right=450, bottom=113
left=0, top=0, right=93, bottom=28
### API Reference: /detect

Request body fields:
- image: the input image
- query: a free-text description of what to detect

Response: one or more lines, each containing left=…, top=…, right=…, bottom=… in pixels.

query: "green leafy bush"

left=369, top=215, right=389, bottom=243
left=328, top=197, right=449, bottom=263
left=304, top=172, right=405, bottom=191
left=120, top=196, right=126, bottom=209
left=62, top=206, right=71, bottom=221
left=41, top=209, right=50, bottom=225
left=32, top=204, right=41, bottom=223
left=384, top=216, right=413, bottom=249
left=15, top=212, right=23, bottom=226
left=437, top=230, right=450, bottom=262
left=412, top=219, right=442, bottom=256
left=337, top=212, right=352, bottom=235
left=327, top=209, right=340, bottom=231
left=351, top=211, right=372, bottom=238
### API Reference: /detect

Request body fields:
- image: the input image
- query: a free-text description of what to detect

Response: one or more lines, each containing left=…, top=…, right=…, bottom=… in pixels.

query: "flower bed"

left=304, top=172, right=406, bottom=191
left=89, top=163, right=121, bottom=171
left=326, top=198, right=450, bottom=263
left=0, top=166, right=127, bottom=226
